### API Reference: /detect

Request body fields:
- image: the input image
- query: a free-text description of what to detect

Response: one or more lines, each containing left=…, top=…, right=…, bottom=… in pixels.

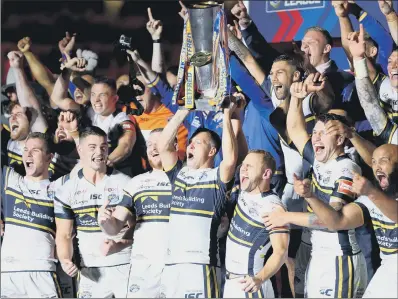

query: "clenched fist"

left=17, top=37, right=32, bottom=53
left=293, top=174, right=313, bottom=198
left=7, top=51, right=24, bottom=69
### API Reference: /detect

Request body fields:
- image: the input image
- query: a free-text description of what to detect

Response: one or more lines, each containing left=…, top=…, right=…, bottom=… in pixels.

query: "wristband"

left=353, top=58, right=368, bottom=79
left=153, top=39, right=161, bottom=43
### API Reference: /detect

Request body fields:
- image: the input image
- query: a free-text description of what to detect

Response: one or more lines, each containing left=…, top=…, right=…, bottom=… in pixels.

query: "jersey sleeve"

left=353, top=196, right=372, bottom=225
left=330, top=163, right=361, bottom=204
left=268, top=198, right=290, bottom=235
left=54, top=181, right=74, bottom=219
left=377, top=120, right=398, bottom=145
left=147, top=75, right=178, bottom=112
left=301, top=139, right=315, bottom=166
left=119, top=190, right=136, bottom=215
left=165, top=160, right=184, bottom=185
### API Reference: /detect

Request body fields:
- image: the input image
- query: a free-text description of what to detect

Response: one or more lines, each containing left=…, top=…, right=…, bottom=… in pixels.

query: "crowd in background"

left=1, top=0, right=397, bottom=298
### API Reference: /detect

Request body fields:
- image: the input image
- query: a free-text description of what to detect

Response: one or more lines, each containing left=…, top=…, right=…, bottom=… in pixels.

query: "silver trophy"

left=173, top=2, right=230, bottom=111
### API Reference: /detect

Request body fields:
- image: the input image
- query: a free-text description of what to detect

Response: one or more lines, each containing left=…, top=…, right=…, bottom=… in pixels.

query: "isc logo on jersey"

left=320, top=288, right=333, bottom=296
left=184, top=293, right=203, bottom=298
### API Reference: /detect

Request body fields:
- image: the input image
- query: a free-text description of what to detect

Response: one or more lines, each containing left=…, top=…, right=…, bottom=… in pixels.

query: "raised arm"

left=219, top=99, right=238, bottom=184
left=325, top=120, right=376, bottom=166
left=107, top=121, right=137, bottom=167
left=126, top=50, right=157, bottom=84
left=159, top=109, right=189, bottom=170
left=350, top=24, right=389, bottom=136
left=286, top=81, right=311, bottom=154
left=332, top=1, right=355, bottom=69
left=352, top=172, right=398, bottom=222
left=50, top=55, right=86, bottom=111
left=17, top=37, right=55, bottom=99
left=379, top=0, right=398, bottom=45
left=146, top=7, right=165, bottom=73
left=8, top=51, right=47, bottom=133
left=227, top=29, right=266, bottom=85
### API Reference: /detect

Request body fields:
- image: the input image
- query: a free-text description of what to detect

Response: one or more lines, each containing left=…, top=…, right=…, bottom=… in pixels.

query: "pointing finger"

left=147, top=7, right=154, bottom=21
left=179, top=1, right=186, bottom=9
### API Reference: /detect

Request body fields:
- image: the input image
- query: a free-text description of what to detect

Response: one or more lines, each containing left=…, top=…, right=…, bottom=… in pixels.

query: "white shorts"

left=56, top=262, right=76, bottom=298
left=363, top=259, right=398, bottom=298
left=294, top=241, right=312, bottom=296
left=223, top=276, right=274, bottom=298
left=77, top=263, right=130, bottom=298
left=127, top=257, right=164, bottom=298
left=305, top=253, right=367, bottom=298
left=1, top=271, right=62, bottom=298
left=160, top=264, right=219, bottom=298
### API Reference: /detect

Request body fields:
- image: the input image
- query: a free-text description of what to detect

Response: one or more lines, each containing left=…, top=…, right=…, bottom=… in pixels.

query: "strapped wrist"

left=353, top=58, right=369, bottom=79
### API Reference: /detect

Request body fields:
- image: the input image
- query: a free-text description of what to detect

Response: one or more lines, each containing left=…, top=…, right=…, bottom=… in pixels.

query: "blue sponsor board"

left=266, top=1, right=325, bottom=13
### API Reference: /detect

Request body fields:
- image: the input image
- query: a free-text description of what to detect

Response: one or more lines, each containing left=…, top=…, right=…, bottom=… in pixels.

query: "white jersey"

left=355, top=196, right=398, bottom=261
left=225, top=190, right=289, bottom=275
left=1, top=166, right=57, bottom=272
left=165, top=161, right=230, bottom=265
left=379, top=76, right=398, bottom=121
left=121, top=169, right=172, bottom=263
left=54, top=168, right=131, bottom=267
left=87, top=107, right=131, bottom=137
left=280, top=138, right=303, bottom=184
left=302, top=140, right=362, bottom=256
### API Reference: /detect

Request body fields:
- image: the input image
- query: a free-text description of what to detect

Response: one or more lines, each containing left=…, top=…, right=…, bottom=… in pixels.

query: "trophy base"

left=194, top=97, right=219, bottom=111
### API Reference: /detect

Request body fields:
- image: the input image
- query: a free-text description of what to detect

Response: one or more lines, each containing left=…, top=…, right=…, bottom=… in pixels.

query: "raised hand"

left=293, top=174, right=313, bottom=198
left=290, top=81, right=308, bottom=99
left=76, top=49, right=98, bottom=72
left=146, top=7, right=163, bottom=40
left=61, top=261, right=78, bottom=277
left=378, top=0, right=394, bottom=16
left=332, top=0, right=350, bottom=17
left=304, top=72, right=327, bottom=93
left=126, top=49, right=141, bottom=63
left=17, top=37, right=32, bottom=53
left=60, top=53, right=86, bottom=72
left=231, top=1, right=251, bottom=28
left=347, top=23, right=366, bottom=60
left=352, top=172, right=373, bottom=196
left=325, top=119, right=354, bottom=139
left=227, top=20, right=242, bottom=40
left=58, top=32, right=76, bottom=54
left=7, top=51, right=24, bottom=69
left=58, top=111, right=78, bottom=133
left=178, top=1, right=189, bottom=22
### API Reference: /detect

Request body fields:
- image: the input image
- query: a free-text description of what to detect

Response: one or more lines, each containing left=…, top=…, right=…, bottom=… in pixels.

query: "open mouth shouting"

left=314, top=143, right=325, bottom=156
left=11, top=123, right=19, bottom=134
left=376, top=171, right=389, bottom=190
left=92, top=156, right=105, bottom=164
left=390, top=69, right=398, bottom=81
left=25, top=159, right=34, bottom=170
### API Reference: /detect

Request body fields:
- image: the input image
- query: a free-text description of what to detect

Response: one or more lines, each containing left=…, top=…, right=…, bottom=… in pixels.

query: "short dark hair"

left=273, top=54, right=304, bottom=77
left=305, top=26, right=334, bottom=47
left=79, top=126, right=107, bottom=141
left=166, top=66, right=179, bottom=77
left=248, top=149, right=276, bottom=174
left=316, top=113, right=352, bottom=127
left=93, top=76, right=117, bottom=93
left=25, top=132, right=54, bottom=154
left=189, top=128, right=222, bottom=154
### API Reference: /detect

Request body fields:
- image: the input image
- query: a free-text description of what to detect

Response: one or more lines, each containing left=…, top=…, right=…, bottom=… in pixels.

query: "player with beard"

left=98, top=128, right=177, bottom=298
left=223, top=150, right=289, bottom=298
left=263, top=81, right=368, bottom=298
left=290, top=144, right=397, bottom=298
left=1, top=132, right=61, bottom=298
left=54, top=126, right=133, bottom=298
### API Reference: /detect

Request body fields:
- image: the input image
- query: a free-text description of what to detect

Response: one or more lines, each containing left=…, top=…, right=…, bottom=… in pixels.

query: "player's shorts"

left=77, top=263, right=130, bottom=298
left=305, top=253, right=367, bottom=298
left=223, top=274, right=274, bottom=298
left=56, top=262, right=77, bottom=298
left=126, top=257, right=164, bottom=298
left=160, top=264, right=219, bottom=298
left=294, top=241, right=312, bottom=296
left=363, top=258, right=398, bottom=298
left=1, top=271, right=62, bottom=298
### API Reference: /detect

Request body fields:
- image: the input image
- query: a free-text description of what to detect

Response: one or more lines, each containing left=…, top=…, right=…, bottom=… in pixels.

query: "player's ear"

left=336, top=134, right=345, bottom=146
left=262, top=168, right=272, bottom=180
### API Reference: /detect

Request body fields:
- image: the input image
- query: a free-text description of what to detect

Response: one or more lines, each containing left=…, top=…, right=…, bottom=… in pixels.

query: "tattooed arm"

left=227, top=30, right=266, bottom=85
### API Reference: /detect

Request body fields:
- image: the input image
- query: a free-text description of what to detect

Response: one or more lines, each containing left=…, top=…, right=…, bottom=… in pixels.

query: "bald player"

left=293, top=144, right=397, bottom=298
